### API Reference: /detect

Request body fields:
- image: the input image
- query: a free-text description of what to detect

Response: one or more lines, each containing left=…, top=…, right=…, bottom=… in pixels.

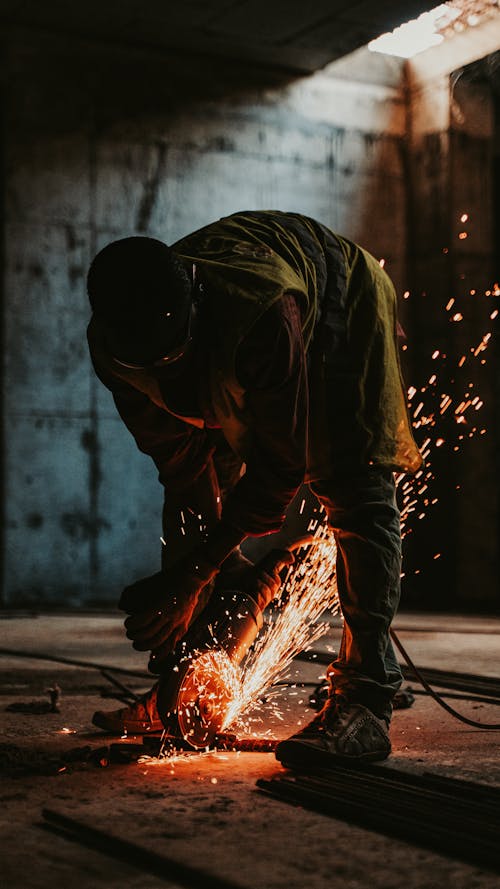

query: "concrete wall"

left=2, top=36, right=407, bottom=605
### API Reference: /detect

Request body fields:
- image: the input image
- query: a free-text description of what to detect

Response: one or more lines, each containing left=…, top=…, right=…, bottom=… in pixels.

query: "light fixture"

left=368, top=4, right=461, bottom=58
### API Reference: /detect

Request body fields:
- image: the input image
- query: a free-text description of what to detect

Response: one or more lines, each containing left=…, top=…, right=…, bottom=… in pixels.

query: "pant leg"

left=311, top=467, right=402, bottom=721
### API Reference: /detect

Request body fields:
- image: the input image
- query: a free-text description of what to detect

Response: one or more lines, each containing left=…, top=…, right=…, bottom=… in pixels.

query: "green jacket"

left=173, top=210, right=421, bottom=479
left=88, top=211, right=421, bottom=537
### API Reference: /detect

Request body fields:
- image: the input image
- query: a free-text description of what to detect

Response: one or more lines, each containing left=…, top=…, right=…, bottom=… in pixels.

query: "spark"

left=396, top=278, right=495, bottom=548
left=139, top=747, right=216, bottom=768
left=473, top=333, right=491, bottom=356
left=439, top=395, right=452, bottom=414
left=222, top=523, right=338, bottom=732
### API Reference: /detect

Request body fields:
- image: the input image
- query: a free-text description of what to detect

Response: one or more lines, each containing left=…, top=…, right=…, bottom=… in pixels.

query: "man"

left=87, top=210, right=422, bottom=765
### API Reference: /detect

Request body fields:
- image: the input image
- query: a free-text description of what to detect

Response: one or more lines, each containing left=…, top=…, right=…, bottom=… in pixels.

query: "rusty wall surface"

left=404, top=54, right=499, bottom=610
left=2, top=38, right=407, bottom=605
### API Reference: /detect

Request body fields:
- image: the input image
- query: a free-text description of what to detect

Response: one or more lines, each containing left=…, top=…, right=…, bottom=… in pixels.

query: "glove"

left=119, top=571, right=168, bottom=613
left=218, top=548, right=295, bottom=611
left=121, top=550, right=219, bottom=655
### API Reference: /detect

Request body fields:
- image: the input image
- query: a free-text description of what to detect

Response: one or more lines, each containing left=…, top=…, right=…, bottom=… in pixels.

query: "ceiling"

left=0, top=1, right=441, bottom=73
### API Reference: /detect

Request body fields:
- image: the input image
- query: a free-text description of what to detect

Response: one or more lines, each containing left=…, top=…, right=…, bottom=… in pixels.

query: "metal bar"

left=99, top=669, right=141, bottom=701
left=42, top=808, right=249, bottom=889
left=0, top=646, right=150, bottom=678
left=257, top=765, right=500, bottom=872
left=400, top=665, right=500, bottom=698
left=410, top=689, right=500, bottom=706
left=295, top=651, right=500, bottom=699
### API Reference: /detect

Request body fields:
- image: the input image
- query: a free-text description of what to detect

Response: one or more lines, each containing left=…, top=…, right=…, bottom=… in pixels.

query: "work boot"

left=92, top=684, right=163, bottom=734
left=275, top=695, right=391, bottom=768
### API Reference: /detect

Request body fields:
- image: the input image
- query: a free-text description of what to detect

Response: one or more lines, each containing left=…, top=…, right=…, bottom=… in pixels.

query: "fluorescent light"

left=368, top=4, right=461, bottom=58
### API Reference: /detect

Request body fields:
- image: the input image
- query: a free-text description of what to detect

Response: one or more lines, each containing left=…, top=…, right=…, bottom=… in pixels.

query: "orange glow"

left=223, top=525, right=339, bottom=733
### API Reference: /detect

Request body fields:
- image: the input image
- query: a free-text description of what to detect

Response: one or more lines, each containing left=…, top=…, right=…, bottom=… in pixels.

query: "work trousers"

left=310, top=467, right=403, bottom=722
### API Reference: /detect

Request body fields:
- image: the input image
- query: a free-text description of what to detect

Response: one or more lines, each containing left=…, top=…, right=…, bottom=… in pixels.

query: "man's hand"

left=120, top=551, right=218, bottom=656
left=217, top=547, right=295, bottom=611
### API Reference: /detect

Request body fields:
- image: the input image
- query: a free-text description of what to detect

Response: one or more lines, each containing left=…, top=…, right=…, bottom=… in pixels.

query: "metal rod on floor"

left=0, top=646, right=150, bottom=678
left=295, top=650, right=500, bottom=699
left=41, top=808, right=249, bottom=889
left=258, top=764, right=500, bottom=873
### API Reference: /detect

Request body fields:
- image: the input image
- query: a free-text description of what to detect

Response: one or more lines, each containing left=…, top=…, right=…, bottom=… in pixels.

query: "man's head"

left=87, top=237, right=194, bottom=368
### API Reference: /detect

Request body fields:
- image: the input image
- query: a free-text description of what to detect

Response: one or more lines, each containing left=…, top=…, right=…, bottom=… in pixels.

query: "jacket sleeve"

left=88, top=317, right=220, bottom=489
left=87, top=319, right=245, bottom=569
left=221, top=294, right=308, bottom=535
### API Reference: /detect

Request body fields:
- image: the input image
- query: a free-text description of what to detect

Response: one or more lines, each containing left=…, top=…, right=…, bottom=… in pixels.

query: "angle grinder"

left=156, top=548, right=294, bottom=749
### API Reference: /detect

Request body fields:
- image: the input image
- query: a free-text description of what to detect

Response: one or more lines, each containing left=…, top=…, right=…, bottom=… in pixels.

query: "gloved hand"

left=218, top=548, right=295, bottom=611
left=120, top=550, right=219, bottom=655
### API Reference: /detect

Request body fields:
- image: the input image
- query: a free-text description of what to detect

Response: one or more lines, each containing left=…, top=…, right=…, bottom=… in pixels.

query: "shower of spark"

left=151, top=523, right=339, bottom=758
left=222, top=520, right=338, bottom=732
left=398, top=276, right=497, bottom=552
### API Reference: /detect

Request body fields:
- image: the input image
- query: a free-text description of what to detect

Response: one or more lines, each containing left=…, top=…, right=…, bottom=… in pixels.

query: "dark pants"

left=311, top=468, right=403, bottom=722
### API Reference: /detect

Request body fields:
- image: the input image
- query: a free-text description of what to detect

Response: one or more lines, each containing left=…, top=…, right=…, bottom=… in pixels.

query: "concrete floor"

left=1, top=611, right=500, bottom=889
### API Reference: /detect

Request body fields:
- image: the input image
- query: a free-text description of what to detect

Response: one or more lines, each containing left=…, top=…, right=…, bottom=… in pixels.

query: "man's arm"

left=88, top=320, right=245, bottom=569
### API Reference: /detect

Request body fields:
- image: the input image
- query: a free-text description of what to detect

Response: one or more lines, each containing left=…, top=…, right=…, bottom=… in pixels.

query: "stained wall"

left=2, top=37, right=407, bottom=604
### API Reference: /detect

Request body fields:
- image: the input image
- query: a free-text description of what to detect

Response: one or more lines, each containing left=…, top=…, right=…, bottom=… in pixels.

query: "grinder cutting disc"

left=176, top=650, right=240, bottom=749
